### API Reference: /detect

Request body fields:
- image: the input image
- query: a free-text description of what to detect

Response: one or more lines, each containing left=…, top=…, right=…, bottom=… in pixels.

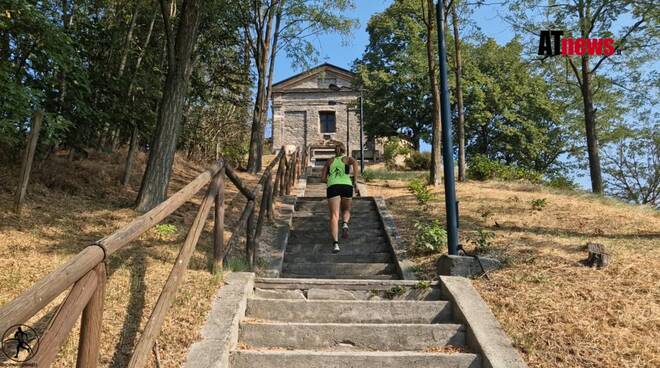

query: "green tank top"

left=327, top=156, right=353, bottom=187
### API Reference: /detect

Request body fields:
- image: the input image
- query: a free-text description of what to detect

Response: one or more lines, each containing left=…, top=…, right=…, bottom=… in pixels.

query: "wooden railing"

left=0, top=146, right=303, bottom=368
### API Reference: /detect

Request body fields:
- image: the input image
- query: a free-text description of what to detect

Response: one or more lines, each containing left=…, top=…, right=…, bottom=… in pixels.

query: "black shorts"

left=327, top=184, right=353, bottom=199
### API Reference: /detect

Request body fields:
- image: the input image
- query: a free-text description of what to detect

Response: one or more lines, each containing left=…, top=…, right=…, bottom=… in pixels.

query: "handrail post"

left=253, top=172, right=271, bottom=268
left=212, top=168, right=225, bottom=273
left=267, top=172, right=275, bottom=221
left=77, top=263, right=106, bottom=368
left=274, top=149, right=286, bottom=197
left=33, top=269, right=99, bottom=366
left=246, top=201, right=256, bottom=270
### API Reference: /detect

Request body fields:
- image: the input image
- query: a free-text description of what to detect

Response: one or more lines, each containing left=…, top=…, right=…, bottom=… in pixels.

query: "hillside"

left=0, top=151, right=261, bottom=367
left=366, top=176, right=660, bottom=368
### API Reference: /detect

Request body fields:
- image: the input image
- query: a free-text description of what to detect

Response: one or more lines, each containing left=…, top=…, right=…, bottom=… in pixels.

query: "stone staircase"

left=229, top=279, right=481, bottom=368
left=281, top=197, right=399, bottom=279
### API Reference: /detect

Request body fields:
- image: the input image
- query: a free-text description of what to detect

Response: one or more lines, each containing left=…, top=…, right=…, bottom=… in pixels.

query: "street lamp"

left=329, top=84, right=365, bottom=173
left=436, top=1, right=459, bottom=255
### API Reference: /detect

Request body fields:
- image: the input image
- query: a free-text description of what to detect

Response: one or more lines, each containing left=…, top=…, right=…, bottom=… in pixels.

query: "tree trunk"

left=136, top=0, right=201, bottom=211
left=581, top=56, right=603, bottom=193
left=260, top=0, right=285, bottom=159
left=425, top=0, right=442, bottom=186
left=246, top=2, right=277, bottom=174
left=122, top=126, right=138, bottom=186
left=578, top=1, right=603, bottom=194
left=118, top=4, right=139, bottom=77
left=451, top=4, right=465, bottom=181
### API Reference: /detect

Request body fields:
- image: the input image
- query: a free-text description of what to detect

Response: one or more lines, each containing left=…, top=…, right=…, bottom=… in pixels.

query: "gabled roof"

left=272, top=62, right=355, bottom=91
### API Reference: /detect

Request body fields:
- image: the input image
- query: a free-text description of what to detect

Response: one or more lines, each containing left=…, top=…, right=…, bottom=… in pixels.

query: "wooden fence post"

left=253, top=172, right=271, bottom=267
left=14, top=111, right=43, bottom=214
left=212, top=168, right=225, bottom=273
left=33, top=268, right=99, bottom=366
left=274, top=151, right=286, bottom=197
left=246, top=203, right=256, bottom=270
left=77, top=263, right=106, bottom=368
left=127, top=172, right=222, bottom=368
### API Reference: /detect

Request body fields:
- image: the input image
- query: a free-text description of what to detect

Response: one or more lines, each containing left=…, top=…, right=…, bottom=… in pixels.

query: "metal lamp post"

left=436, top=1, right=459, bottom=255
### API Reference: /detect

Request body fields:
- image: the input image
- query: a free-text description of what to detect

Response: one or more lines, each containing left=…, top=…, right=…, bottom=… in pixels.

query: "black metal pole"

left=436, top=0, right=459, bottom=255
left=359, top=91, right=365, bottom=173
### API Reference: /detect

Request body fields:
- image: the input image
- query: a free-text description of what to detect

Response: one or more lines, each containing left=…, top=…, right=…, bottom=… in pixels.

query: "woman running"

left=321, top=143, right=360, bottom=253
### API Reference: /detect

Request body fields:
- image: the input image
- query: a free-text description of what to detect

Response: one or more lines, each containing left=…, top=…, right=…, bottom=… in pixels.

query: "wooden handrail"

left=127, top=171, right=223, bottom=368
left=0, top=145, right=301, bottom=367
left=0, top=160, right=225, bottom=334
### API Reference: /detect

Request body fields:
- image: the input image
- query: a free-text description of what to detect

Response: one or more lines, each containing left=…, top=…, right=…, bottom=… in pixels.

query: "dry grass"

left=0, top=150, right=264, bottom=367
left=366, top=178, right=660, bottom=368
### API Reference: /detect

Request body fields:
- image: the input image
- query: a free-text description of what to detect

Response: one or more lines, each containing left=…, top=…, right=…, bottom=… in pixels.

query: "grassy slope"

left=0, top=151, right=259, bottom=367
left=366, top=178, right=660, bottom=368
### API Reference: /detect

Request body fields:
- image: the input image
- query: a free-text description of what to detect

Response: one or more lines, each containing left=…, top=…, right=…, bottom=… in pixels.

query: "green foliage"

left=408, top=178, right=434, bottom=205
left=383, top=137, right=412, bottom=168
left=414, top=280, right=431, bottom=290
left=383, top=285, right=406, bottom=299
left=467, top=155, right=543, bottom=183
left=362, top=169, right=376, bottom=182
left=154, top=224, right=178, bottom=238
left=226, top=257, right=250, bottom=272
left=362, top=169, right=426, bottom=181
left=413, top=220, right=447, bottom=254
left=472, top=229, right=495, bottom=252
left=546, top=175, right=579, bottom=191
left=404, top=151, right=432, bottom=171
left=354, top=0, right=433, bottom=148
left=530, top=198, right=548, bottom=211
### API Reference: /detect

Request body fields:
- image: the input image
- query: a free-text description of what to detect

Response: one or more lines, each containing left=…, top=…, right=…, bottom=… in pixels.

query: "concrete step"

left=283, top=252, right=394, bottom=264
left=280, top=273, right=400, bottom=280
left=285, top=241, right=391, bottom=254
left=239, top=322, right=466, bottom=351
left=293, top=210, right=378, bottom=217
left=281, top=262, right=397, bottom=277
left=245, top=299, right=452, bottom=324
left=288, top=230, right=387, bottom=243
left=292, top=218, right=383, bottom=228
left=295, top=201, right=376, bottom=213
left=230, top=350, right=481, bottom=368
left=254, top=286, right=442, bottom=301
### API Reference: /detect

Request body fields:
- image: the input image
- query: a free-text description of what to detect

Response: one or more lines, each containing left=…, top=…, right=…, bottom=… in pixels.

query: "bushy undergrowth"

left=408, top=178, right=434, bottom=205
left=467, top=155, right=542, bottom=183
left=404, top=151, right=432, bottom=170
left=413, top=219, right=448, bottom=254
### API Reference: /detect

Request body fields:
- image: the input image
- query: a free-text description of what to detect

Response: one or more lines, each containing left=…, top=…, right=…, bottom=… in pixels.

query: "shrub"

left=154, top=224, right=177, bottom=238
left=530, top=198, right=548, bottom=211
left=405, top=151, right=432, bottom=170
left=408, top=178, right=433, bottom=205
left=384, top=137, right=411, bottom=169
left=467, top=155, right=542, bottom=183
left=413, top=220, right=448, bottom=254
left=473, top=229, right=495, bottom=252
left=362, top=169, right=376, bottom=182
left=546, top=175, right=578, bottom=191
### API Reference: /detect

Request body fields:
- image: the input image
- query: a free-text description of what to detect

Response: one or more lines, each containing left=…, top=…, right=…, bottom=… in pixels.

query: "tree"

left=450, top=1, right=466, bottom=181
left=135, top=0, right=202, bottom=211
left=461, top=39, right=568, bottom=173
left=421, top=0, right=442, bottom=185
left=603, top=126, right=659, bottom=208
left=240, top=0, right=357, bottom=173
left=508, top=0, right=659, bottom=193
left=354, top=0, right=435, bottom=151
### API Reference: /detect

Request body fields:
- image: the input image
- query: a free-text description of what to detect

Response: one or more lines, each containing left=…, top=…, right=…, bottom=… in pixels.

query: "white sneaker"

left=332, top=243, right=340, bottom=253
left=341, top=222, right=349, bottom=239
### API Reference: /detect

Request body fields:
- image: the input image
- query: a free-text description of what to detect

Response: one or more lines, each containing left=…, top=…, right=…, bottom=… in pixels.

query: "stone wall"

left=272, top=91, right=363, bottom=156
